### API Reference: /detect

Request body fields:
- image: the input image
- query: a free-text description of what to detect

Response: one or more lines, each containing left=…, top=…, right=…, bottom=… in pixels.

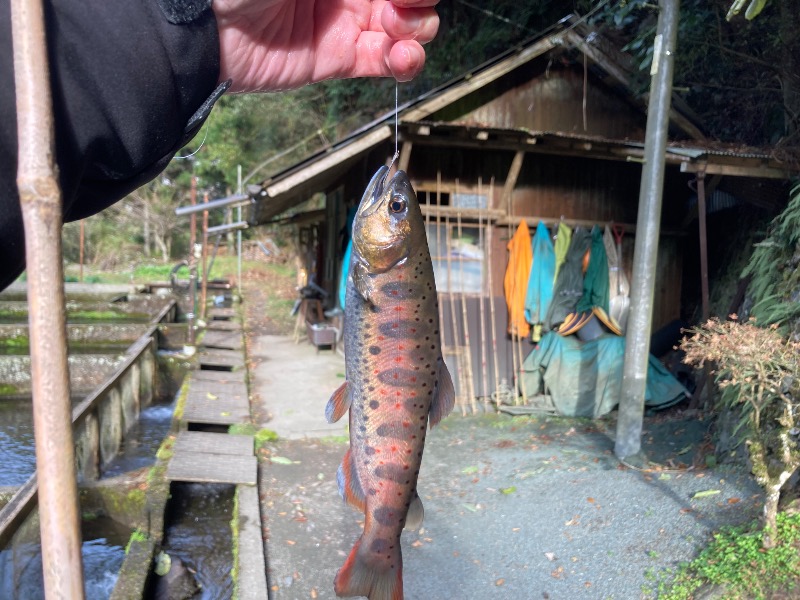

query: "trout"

left=325, top=166, right=455, bottom=600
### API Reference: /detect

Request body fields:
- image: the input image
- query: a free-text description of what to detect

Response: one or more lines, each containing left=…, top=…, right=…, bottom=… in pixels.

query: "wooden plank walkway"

left=206, top=320, right=242, bottom=332
left=202, top=329, right=243, bottom=350
left=167, top=432, right=256, bottom=485
left=208, top=307, right=237, bottom=320
left=198, top=349, right=245, bottom=371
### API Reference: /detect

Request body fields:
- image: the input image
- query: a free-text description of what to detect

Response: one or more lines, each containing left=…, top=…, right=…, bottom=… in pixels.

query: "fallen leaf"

left=551, top=566, right=565, bottom=579
left=462, top=466, right=479, bottom=475
left=411, top=540, right=423, bottom=548
left=496, top=578, right=505, bottom=586
left=587, top=497, right=595, bottom=503
left=692, top=489, right=721, bottom=499
left=286, top=540, right=296, bottom=545
left=311, top=588, right=318, bottom=598
left=565, top=516, right=580, bottom=526
left=500, top=486, right=517, bottom=495
left=544, top=552, right=556, bottom=562
left=462, top=503, right=479, bottom=512
left=270, top=456, right=294, bottom=465
left=676, top=445, right=693, bottom=455
left=206, top=392, right=218, bottom=400
left=728, top=497, right=741, bottom=504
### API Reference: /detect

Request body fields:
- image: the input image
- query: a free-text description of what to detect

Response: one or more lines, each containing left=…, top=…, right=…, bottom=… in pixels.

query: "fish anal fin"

left=325, top=382, right=352, bottom=424
left=337, top=447, right=366, bottom=512
left=403, top=493, right=424, bottom=531
left=334, top=535, right=403, bottom=600
left=429, top=360, right=455, bottom=428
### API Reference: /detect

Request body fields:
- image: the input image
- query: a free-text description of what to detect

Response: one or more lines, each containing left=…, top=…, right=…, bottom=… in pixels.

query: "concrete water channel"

left=0, top=282, right=266, bottom=599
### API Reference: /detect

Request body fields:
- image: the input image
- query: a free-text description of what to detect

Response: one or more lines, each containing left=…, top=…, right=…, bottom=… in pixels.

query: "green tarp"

left=522, top=332, right=687, bottom=419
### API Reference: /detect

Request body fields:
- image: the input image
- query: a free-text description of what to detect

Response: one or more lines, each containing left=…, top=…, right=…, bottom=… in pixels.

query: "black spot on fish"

left=369, top=346, right=381, bottom=355
left=365, top=446, right=377, bottom=455
left=374, top=507, right=397, bottom=526
left=370, top=400, right=380, bottom=409
left=375, top=463, right=408, bottom=483
left=376, top=424, right=391, bottom=437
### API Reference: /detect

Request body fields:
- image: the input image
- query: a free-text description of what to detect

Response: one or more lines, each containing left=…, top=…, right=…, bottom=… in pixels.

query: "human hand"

left=213, top=0, right=440, bottom=93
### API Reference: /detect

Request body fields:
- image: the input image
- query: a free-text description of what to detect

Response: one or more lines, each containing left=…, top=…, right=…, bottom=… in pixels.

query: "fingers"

left=381, top=3, right=440, bottom=45
left=387, top=39, right=426, bottom=82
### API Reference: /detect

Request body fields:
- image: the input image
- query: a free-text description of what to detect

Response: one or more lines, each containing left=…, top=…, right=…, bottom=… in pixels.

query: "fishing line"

left=390, top=82, right=400, bottom=169
left=174, top=112, right=212, bottom=160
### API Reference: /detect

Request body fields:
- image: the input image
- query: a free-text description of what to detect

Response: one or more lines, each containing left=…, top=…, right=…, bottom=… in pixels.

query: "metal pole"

left=190, top=175, right=197, bottom=249
left=11, top=0, right=85, bottom=596
left=237, top=165, right=242, bottom=296
left=615, top=0, right=680, bottom=460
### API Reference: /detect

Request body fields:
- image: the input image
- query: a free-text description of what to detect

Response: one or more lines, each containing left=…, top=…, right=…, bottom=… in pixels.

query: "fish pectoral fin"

left=351, top=261, right=374, bottom=304
left=404, top=493, right=424, bottom=531
left=429, top=360, right=456, bottom=428
left=325, top=382, right=352, bottom=423
left=337, top=447, right=366, bottom=511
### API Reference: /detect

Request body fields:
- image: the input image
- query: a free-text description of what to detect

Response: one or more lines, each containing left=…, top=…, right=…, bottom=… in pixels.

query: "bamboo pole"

left=444, top=200, right=466, bottom=416
left=487, top=178, right=501, bottom=411
left=478, top=178, right=489, bottom=409
left=434, top=185, right=446, bottom=358
left=200, top=191, right=210, bottom=322
left=455, top=180, right=477, bottom=414
left=11, top=0, right=86, bottom=595
left=506, top=179, right=528, bottom=406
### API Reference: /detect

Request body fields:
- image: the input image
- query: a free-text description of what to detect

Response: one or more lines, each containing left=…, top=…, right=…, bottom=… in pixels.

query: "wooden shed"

left=247, top=15, right=795, bottom=410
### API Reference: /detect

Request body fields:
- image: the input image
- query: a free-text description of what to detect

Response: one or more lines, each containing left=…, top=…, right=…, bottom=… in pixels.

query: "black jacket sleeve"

left=0, top=0, right=225, bottom=290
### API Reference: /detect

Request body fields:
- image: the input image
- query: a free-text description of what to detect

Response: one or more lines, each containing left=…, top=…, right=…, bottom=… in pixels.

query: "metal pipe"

left=237, top=165, right=243, bottom=296
left=174, top=193, right=250, bottom=216
left=615, top=0, right=680, bottom=460
left=207, top=221, right=249, bottom=236
left=10, top=0, right=85, bottom=595
left=200, top=192, right=210, bottom=321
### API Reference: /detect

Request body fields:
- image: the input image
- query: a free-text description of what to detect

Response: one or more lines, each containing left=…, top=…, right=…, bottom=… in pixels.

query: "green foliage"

left=658, top=512, right=800, bottom=599
left=681, top=317, right=800, bottom=545
left=742, top=182, right=800, bottom=330
left=124, top=528, right=149, bottom=555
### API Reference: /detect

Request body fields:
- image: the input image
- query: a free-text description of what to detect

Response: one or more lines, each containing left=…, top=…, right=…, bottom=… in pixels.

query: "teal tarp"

left=522, top=331, right=687, bottom=418
left=576, top=225, right=610, bottom=314
left=524, top=221, right=555, bottom=327
left=339, top=239, right=352, bottom=309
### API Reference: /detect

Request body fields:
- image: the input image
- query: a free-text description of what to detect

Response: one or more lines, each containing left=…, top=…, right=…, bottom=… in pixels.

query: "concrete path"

left=247, top=332, right=763, bottom=600
left=250, top=335, right=347, bottom=440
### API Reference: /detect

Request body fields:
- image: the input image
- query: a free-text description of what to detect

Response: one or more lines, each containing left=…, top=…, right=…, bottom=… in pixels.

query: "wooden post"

left=697, top=172, right=710, bottom=321
left=79, top=219, right=84, bottom=282
left=190, top=175, right=197, bottom=250
left=487, top=178, right=501, bottom=410
left=200, top=191, right=210, bottom=321
left=11, top=0, right=85, bottom=596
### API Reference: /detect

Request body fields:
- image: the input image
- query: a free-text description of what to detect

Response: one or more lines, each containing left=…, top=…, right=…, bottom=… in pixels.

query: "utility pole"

left=615, top=0, right=681, bottom=460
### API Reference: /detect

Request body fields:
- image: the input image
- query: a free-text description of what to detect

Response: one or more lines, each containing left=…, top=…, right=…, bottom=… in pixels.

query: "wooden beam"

left=502, top=150, right=526, bottom=213
left=697, top=173, right=710, bottom=320
left=402, top=36, right=560, bottom=122
left=398, top=140, right=413, bottom=172
left=681, top=160, right=792, bottom=180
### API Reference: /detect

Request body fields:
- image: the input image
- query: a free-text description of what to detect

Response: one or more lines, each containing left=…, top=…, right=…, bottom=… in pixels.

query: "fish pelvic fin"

left=334, top=536, right=403, bottom=600
left=337, top=447, right=366, bottom=512
left=403, top=493, right=424, bottom=531
left=326, top=382, right=352, bottom=423
left=429, top=359, right=456, bottom=428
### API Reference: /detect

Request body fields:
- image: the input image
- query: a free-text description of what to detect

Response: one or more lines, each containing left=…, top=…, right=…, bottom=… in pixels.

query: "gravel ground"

left=258, top=411, right=762, bottom=600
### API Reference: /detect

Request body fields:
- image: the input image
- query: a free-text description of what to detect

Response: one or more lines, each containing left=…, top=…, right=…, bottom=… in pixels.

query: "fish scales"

left=326, top=167, right=455, bottom=600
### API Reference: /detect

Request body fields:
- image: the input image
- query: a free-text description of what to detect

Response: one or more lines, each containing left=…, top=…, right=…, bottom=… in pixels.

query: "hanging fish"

left=326, top=166, right=455, bottom=600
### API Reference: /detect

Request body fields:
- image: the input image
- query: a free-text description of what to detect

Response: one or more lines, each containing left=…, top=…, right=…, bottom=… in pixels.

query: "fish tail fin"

left=334, top=536, right=403, bottom=600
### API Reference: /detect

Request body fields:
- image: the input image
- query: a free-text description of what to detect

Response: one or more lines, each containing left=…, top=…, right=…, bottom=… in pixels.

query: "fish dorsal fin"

left=351, top=261, right=374, bottom=304
left=325, top=382, right=352, bottom=423
left=429, top=360, right=455, bottom=428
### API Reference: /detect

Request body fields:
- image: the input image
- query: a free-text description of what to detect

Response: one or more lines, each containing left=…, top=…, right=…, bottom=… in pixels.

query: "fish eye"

left=389, top=196, right=407, bottom=214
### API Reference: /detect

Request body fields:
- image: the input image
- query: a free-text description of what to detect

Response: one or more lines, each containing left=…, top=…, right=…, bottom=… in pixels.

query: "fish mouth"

left=358, top=166, right=390, bottom=217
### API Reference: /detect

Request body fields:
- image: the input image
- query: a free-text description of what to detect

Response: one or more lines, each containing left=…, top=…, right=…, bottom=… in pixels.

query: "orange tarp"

left=504, top=221, right=532, bottom=337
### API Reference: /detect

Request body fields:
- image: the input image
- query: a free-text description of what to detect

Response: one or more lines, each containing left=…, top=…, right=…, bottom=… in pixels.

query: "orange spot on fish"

left=378, top=336, right=386, bottom=341
left=395, top=357, right=402, bottom=363
left=398, top=345, right=405, bottom=351
left=411, top=376, right=417, bottom=382
left=395, top=403, right=401, bottom=409
left=402, top=422, right=410, bottom=428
